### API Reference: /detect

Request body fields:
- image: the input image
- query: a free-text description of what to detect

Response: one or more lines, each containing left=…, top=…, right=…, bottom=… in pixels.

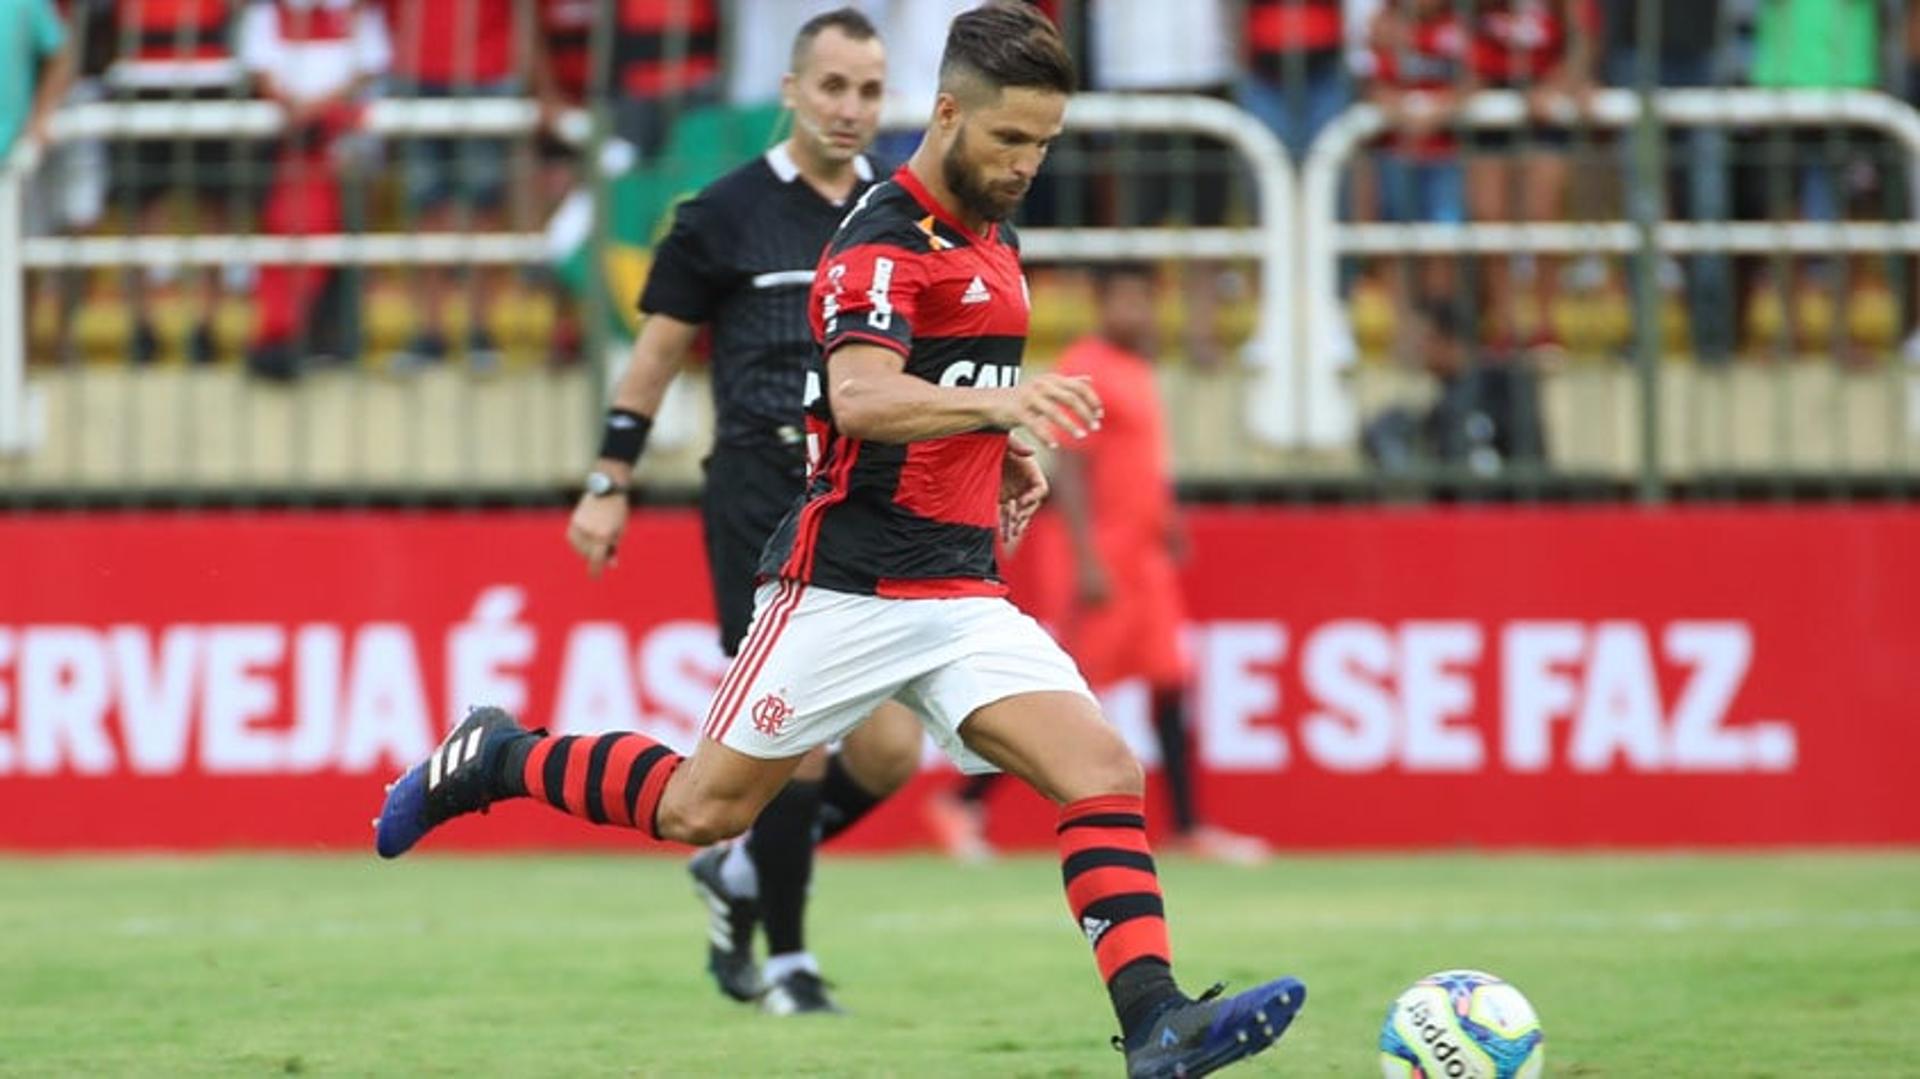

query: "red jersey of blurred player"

left=1049, top=264, right=1187, bottom=690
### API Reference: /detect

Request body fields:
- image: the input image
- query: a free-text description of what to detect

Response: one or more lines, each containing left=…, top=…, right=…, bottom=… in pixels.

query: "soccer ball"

left=1379, top=969, right=1544, bottom=1078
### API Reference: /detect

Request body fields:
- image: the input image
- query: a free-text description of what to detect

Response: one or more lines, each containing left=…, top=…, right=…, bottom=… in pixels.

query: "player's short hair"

left=790, top=6, right=881, bottom=74
left=938, top=1, right=1076, bottom=103
left=1090, top=261, right=1157, bottom=292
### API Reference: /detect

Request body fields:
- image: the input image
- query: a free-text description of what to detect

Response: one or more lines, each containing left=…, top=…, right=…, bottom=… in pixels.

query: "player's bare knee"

left=1099, top=746, right=1147, bottom=797
left=846, top=736, right=919, bottom=795
left=658, top=798, right=754, bottom=847
left=867, top=743, right=920, bottom=795
left=1052, top=729, right=1136, bottom=798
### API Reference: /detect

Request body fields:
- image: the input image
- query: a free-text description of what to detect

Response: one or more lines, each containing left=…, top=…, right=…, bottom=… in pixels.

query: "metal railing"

left=0, top=92, right=1297, bottom=496
left=1298, top=87, right=1920, bottom=488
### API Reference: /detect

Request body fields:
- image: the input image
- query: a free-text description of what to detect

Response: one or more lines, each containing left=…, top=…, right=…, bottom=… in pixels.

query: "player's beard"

left=942, top=125, right=1027, bottom=223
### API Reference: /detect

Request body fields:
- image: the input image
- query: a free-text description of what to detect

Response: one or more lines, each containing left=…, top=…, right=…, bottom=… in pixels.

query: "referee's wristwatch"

left=584, top=470, right=629, bottom=498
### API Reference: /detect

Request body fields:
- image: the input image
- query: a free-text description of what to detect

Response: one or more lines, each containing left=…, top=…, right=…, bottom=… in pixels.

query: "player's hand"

left=567, top=492, right=629, bottom=578
left=1076, top=558, right=1112, bottom=608
left=997, top=374, right=1102, bottom=449
left=999, top=440, right=1047, bottom=551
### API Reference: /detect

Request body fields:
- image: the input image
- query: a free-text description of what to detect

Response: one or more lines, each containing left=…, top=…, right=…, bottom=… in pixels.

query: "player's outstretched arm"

left=828, top=344, right=1103, bottom=446
left=566, top=314, right=701, bottom=576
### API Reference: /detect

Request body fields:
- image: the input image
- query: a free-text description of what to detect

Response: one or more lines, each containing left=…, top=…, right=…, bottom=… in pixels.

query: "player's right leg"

left=374, top=704, right=806, bottom=858
left=959, top=693, right=1306, bottom=1078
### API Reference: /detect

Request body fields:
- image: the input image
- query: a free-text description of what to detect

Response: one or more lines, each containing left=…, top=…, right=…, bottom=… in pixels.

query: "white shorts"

left=700, top=580, right=1095, bottom=773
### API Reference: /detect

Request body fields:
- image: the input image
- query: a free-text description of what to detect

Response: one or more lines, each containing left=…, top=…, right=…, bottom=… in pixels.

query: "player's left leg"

left=959, top=693, right=1305, bottom=1077
left=703, top=701, right=922, bottom=1014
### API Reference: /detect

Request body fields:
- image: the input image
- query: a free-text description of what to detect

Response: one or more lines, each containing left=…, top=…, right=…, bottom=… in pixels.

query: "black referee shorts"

left=700, top=440, right=807, bottom=657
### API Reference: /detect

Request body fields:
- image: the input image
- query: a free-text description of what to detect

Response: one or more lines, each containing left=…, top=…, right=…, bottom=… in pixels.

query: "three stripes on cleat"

left=428, top=726, right=487, bottom=789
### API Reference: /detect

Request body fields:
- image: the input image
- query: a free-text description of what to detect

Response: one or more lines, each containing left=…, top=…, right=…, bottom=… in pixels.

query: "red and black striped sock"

left=498, top=732, right=682, bottom=841
left=1058, top=793, right=1184, bottom=1037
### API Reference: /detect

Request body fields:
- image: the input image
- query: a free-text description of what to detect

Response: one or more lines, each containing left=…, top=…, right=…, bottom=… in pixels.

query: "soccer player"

left=561, top=8, right=924, bottom=1015
left=376, top=5, right=1306, bottom=1072
left=927, top=263, right=1272, bottom=867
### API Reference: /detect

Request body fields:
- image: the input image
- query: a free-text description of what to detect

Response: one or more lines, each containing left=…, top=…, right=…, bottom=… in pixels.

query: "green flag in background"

left=550, top=103, right=789, bottom=342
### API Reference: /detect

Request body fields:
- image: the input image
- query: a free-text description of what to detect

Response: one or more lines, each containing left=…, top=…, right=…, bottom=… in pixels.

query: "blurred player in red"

left=926, top=263, right=1271, bottom=865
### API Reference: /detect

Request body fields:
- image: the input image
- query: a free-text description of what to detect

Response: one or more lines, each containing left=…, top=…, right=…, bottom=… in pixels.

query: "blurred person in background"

left=925, top=263, right=1272, bottom=866
left=1088, top=0, right=1237, bottom=370
left=237, top=0, right=390, bottom=379
left=1238, top=0, right=1377, bottom=163
left=2, top=0, right=72, bottom=162
left=1906, top=0, right=1920, bottom=364
left=561, top=9, right=920, bottom=1016
left=6, top=0, right=76, bottom=363
left=529, top=0, right=594, bottom=368
left=1464, top=0, right=1594, bottom=354
left=1748, top=0, right=1880, bottom=358
left=107, top=0, right=248, bottom=366
left=1600, top=0, right=1731, bottom=365
left=1366, top=0, right=1470, bottom=323
left=1361, top=295, right=1545, bottom=476
left=382, top=0, right=521, bottom=372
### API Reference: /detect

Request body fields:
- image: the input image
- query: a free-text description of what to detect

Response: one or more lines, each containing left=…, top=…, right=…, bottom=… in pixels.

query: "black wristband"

left=598, top=408, right=652, bottom=465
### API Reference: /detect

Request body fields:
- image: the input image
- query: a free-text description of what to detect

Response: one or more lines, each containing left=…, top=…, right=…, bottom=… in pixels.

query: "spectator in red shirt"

left=1368, top=0, right=1472, bottom=307
left=382, top=0, right=522, bottom=372
left=927, top=264, right=1273, bottom=867
left=239, top=0, right=391, bottom=379
left=1236, top=0, right=1355, bottom=162
left=1463, top=0, right=1594, bottom=353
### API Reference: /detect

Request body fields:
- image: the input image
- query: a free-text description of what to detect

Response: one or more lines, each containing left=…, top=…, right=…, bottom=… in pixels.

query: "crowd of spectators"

left=5, top=1, right=1920, bottom=376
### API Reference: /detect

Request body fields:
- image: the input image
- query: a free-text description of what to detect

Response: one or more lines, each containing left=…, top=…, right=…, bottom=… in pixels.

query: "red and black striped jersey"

left=759, top=165, right=1030, bottom=600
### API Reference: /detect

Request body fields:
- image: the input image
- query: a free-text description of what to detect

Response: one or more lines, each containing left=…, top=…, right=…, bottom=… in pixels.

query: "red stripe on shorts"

left=703, top=581, right=804, bottom=743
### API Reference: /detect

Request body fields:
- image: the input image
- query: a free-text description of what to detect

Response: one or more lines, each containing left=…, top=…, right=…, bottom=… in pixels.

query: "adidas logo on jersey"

left=961, top=276, right=991, bottom=305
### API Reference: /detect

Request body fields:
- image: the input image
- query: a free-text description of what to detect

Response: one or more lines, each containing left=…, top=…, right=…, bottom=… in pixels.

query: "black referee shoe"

left=688, top=842, right=762, bottom=1002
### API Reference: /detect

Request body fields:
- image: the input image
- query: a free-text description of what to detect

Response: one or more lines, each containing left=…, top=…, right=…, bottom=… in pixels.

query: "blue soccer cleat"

left=374, top=706, right=527, bottom=859
left=1120, top=976, right=1307, bottom=1078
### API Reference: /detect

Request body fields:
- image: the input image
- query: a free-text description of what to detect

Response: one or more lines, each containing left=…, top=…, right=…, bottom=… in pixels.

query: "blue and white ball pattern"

left=1380, top=969, right=1544, bottom=1079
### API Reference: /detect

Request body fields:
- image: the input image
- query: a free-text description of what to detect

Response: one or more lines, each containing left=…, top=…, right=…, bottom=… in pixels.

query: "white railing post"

left=0, top=143, right=44, bottom=456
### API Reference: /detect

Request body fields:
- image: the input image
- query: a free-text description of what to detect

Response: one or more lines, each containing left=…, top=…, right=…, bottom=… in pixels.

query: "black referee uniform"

left=637, top=145, right=877, bottom=655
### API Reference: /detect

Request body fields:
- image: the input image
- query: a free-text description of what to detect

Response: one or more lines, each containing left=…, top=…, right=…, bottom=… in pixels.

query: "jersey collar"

left=893, top=164, right=998, bottom=246
left=765, top=143, right=874, bottom=185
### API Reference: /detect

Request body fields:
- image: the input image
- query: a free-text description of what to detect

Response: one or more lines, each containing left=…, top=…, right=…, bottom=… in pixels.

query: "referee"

left=564, top=8, right=921, bottom=1016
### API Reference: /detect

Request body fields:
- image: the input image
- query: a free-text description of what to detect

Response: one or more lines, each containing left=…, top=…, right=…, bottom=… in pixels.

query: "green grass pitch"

left=3, top=852, right=1917, bottom=1076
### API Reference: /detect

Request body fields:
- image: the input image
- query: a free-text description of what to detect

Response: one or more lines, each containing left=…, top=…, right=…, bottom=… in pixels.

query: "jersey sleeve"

left=815, top=244, right=926, bottom=359
left=638, top=191, right=734, bottom=324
